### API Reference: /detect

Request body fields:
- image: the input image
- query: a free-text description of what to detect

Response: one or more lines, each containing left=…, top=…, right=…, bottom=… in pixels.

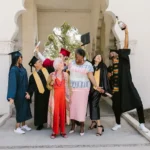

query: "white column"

left=22, top=0, right=38, bottom=73
left=0, top=41, right=15, bottom=114
left=0, top=0, right=25, bottom=115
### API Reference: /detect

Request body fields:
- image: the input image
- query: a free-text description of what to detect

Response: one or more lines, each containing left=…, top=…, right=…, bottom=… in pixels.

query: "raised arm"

left=35, top=47, right=46, bottom=62
left=123, top=26, right=129, bottom=49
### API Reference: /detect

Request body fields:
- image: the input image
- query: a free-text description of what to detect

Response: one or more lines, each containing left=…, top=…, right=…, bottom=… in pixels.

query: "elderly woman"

left=88, top=54, right=111, bottom=136
left=47, top=58, right=71, bottom=139
left=68, top=48, right=104, bottom=136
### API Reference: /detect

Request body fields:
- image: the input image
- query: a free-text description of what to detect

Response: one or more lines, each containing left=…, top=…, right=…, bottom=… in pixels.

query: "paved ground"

left=0, top=100, right=149, bottom=150
left=130, top=108, right=150, bottom=130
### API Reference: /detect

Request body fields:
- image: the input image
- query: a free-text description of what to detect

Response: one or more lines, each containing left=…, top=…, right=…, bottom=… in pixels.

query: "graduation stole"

left=112, top=57, right=119, bottom=93
left=33, top=68, right=49, bottom=94
left=93, top=69, right=100, bottom=90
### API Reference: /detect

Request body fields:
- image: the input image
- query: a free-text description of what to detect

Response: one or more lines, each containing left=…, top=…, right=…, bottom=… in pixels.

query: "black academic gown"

left=117, top=49, right=142, bottom=112
left=28, top=67, right=54, bottom=126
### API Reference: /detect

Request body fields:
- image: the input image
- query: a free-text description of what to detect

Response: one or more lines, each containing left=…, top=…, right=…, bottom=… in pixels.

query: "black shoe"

left=36, top=125, right=43, bottom=130
left=88, top=121, right=97, bottom=130
left=96, top=125, right=104, bottom=136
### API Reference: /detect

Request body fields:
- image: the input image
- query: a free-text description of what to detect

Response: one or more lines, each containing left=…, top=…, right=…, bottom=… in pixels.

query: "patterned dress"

left=69, top=60, right=94, bottom=122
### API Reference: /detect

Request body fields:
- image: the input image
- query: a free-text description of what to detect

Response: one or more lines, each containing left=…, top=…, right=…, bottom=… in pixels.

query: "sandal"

left=88, top=121, right=97, bottom=130
left=50, top=133, right=56, bottom=139
left=96, top=125, right=104, bottom=136
left=61, top=133, right=68, bottom=138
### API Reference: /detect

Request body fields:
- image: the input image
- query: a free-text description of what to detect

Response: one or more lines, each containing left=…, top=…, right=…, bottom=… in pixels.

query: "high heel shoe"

left=80, top=128, right=85, bottom=136
left=50, top=133, right=56, bottom=139
left=96, top=125, right=104, bottom=136
left=61, top=133, right=68, bottom=138
left=69, top=125, right=77, bottom=134
left=80, top=132, right=85, bottom=136
left=80, top=125, right=85, bottom=136
left=88, top=121, right=97, bottom=130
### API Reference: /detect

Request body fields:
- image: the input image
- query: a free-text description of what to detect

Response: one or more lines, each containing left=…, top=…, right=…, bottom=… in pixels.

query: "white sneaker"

left=21, top=125, right=32, bottom=131
left=14, top=127, right=25, bottom=134
left=112, top=124, right=121, bottom=131
left=139, top=124, right=149, bottom=133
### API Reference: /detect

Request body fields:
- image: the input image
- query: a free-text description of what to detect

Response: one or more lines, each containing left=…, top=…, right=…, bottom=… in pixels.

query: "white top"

left=69, top=60, right=94, bottom=89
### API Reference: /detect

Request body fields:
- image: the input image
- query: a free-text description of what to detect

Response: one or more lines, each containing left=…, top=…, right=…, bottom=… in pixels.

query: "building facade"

left=0, top=0, right=150, bottom=115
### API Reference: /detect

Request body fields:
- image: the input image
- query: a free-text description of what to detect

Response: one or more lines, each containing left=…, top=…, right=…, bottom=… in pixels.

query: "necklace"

left=54, top=71, right=64, bottom=87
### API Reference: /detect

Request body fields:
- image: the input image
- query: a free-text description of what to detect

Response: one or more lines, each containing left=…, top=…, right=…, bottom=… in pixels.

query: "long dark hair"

left=10, top=56, right=22, bottom=70
left=92, top=55, right=105, bottom=70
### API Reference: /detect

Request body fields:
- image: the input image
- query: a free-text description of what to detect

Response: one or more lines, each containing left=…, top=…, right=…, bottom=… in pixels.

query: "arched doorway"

left=14, top=0, right=121, bottom=69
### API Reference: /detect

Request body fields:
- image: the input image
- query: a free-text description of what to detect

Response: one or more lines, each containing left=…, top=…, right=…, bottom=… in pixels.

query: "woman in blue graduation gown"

left=7, top=51, right=32, bottom=134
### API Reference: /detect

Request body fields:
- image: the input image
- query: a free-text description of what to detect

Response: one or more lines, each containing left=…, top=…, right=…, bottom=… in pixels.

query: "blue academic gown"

left=7, top=66, right=32, bottom=123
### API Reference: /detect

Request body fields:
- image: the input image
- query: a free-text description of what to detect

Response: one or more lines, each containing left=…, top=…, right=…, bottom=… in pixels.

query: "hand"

left=52, top=74, right=56, bottom=81
left=107, top=73, right=112, bottom=79
left=9, top=98, right=14, bottom=104
left=25, top=92, right=30, bottom=99
left=34, top=47, right=39, bottom=53
left=97, top=87, right=105, bottom=93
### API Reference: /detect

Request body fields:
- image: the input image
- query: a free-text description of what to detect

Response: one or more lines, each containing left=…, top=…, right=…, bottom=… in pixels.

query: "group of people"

left=7, top=25, right=149, bottom=139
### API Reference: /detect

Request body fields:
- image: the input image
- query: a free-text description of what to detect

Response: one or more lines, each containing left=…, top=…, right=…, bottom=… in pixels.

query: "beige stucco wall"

left=37, top=10, right=90, bottom=53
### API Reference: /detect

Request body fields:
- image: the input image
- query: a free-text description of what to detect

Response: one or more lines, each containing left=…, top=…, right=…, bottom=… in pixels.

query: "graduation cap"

left=8, top=50, right=22, bottom=59
left=28, top=56, right=38, bottom=72
left=81, top=32, right=90, bottom=46
left=60, top=48, right=70, bottom=57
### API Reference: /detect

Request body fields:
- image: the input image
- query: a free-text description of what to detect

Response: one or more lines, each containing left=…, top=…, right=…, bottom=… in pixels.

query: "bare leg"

left=96, top=120, right=103, bottom=135
left=89, top=120, right=97, bottom=129
left=22, top=122, right=25, bottom=126
left=80, top=122, right=84, bottom=133
left=16, top=123, right=20, bottom=129
left=70, top=120, right=75, bottom=131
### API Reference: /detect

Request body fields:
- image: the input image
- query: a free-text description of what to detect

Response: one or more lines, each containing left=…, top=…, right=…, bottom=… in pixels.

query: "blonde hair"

left=53, top=57, right=63, bottom=70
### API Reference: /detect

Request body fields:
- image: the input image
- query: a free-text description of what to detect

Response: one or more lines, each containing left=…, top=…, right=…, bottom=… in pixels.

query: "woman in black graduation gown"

left=28, top=56, right=54, bottom=130
left=88, top=54, right=111, bottom=136
left=7, top=51, right=32, bottom=134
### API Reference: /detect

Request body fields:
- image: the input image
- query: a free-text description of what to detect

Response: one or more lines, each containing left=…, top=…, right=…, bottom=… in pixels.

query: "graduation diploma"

left=34, top=41, right=41, bottom=53
left=100, top=87, right=112, bottom=98
left=105, top=92, right=112, bottom=98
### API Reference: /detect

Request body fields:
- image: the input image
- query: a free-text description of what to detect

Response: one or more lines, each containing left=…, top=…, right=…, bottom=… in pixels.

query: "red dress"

left=53, top=75, right=66, bottom=134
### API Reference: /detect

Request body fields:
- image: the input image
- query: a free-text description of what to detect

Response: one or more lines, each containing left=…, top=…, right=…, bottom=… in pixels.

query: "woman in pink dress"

left=69, top=48, right=104, bottom=136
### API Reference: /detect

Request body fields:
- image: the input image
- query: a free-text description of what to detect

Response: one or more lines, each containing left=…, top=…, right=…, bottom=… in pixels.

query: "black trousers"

left=112, top=92, right=145, bottom=124
left=89, top=89, right=101, bottom=120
